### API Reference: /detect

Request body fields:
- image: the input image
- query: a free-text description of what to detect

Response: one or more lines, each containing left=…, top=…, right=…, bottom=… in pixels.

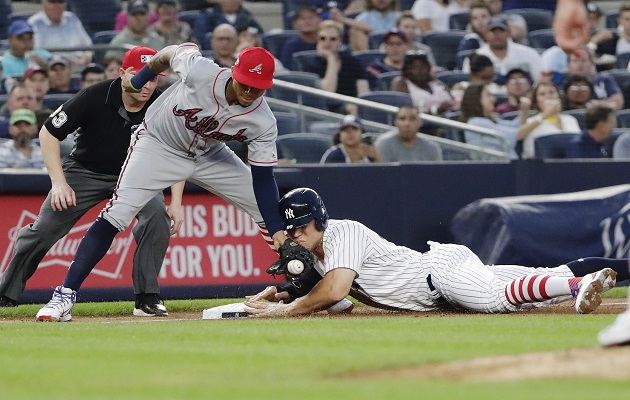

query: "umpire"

left=0, top=46, right=176, bottom=316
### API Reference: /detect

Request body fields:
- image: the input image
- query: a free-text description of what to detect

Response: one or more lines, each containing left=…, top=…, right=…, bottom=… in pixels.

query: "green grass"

left=0, top=290, right=628, bottom=400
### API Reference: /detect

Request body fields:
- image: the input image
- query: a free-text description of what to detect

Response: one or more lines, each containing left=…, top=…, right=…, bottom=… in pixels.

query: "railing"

left=270, top=78, right=510, bottom=161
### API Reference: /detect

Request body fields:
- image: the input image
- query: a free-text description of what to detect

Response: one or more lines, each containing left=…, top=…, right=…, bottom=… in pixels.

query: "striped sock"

left=505, top=275, right=575, bottom=306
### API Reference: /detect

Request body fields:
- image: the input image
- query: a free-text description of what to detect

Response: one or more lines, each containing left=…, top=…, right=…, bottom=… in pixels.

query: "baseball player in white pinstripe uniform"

left=36, top=43, right=297, bottom=321
left=246, top=188, right=620, bottom=317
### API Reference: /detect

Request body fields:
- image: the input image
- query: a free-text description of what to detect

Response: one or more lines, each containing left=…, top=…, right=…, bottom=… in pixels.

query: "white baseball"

left=287, top=259, right=304, bottom=275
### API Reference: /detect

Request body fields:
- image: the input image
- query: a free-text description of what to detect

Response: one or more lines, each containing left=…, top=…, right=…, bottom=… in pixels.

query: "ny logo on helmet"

left=284, top=209, right=294, bottom=219
left=248, top=64, right=263, bottom=74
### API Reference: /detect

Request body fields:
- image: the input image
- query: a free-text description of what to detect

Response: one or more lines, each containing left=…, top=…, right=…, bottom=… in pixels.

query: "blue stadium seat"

left=376, top=70, right=401, bottom=91
left=434, top=70, right=470, bottom=88
left=202, top=31, right=213, bottom=51
left=273, top=111, right=300, bottom=136
left=615, top=109, right=630, bottom=129
left=291, top=50, right=319, bottom=72
left=357, top=91, right=413, bottom=125
left=0, top=0, right=13, bottom=41
left=606, top=12, right=618, bottom=29
left=276, top=133, right=332, bottom=163
left=7, top=12, right=35, bottom=24
left=308, top=121, right=341, bottom=136
left=398, top=0, right=416, bottom=10
left=616, top=52, right=630, bottom=69
left=262, top=30, right=299, bottom=59
left=562, top=109, right=586, bottom=131
left=502, top=8, right=553, bottom=32
left=91, top=30, right=119, bottom=64
left=368, top=32, right=386, bottom=50
left=527, top=29, right=556, bottom=51
left=66, top=0, right=121, bottom=36
left=606, top=69, right=630, bottom=108
left=178, top=0, right=207, bottom=11
left=42, top=93, right=75, bottom=110
left=352, top=50, right=386, bottom=70
left=455, top=49, right=475, bottom=70
left=178, top=10, right=202, bottom=29
left=421, top=31, right=466, bottom=71
left=449, top=11, right=470, bottom=30
left=268, top=71, right=327, bottom=109
left=533, top=133, right=576, bottom=159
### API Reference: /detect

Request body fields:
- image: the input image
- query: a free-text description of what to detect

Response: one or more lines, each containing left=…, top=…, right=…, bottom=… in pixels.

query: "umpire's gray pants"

left=0, top=160, right=171, bottom=302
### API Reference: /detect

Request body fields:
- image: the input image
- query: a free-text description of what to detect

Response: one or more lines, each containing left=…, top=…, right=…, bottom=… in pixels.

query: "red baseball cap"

left=122, top=46, right=166, bottom=76
left=231, top=47, right=275, bottom=90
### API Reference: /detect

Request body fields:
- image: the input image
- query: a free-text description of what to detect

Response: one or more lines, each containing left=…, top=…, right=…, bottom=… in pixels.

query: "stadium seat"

left=262, top=30, right=299, bottom=59
left=449, top=11, right=470, bottom=30
left=502, top=8, right=553, bottom=32
left=527, top=29, right=556, bottom=51
left=352, top=49, right=386, bottom=70
left=606, top=69, right=630, bottom=108
left=368, top=32, right=386, bottom=50
left=606, top=12, right=618, bottom=29
left=398, top=0, right=416, bottom=10
left=268, top=71, right=327, bottom=109
left=291, top=50, right=319, bottom=72
left=276, top=133, right=332, bottom=164
left=178, top=0, right=207, bottom=11
left=562, top=109, right=586, bottom=130
left=273, top=111, right=300, bottom=136
left=434, top=70, right=470, bottom=88
left=0, top=0, right=13, bottom=41
left=533, top=133, right=576, bottom=159
left=455, top=49, right=476, bottom=71
left=202, top=31, right=213, bottom=50
left=66, top=0, right=121, bottom=36
left=91, top=30, right=119, bottom=64
left=376, top=70, right=401, bottom=91
left=616, top=52, right=630, bottom=69
left=615, top=109, right=630, bottom=129
left=420, top=30, right=466, bottom=71
left=308, top=121, right=341, bottom=136
left=7, top=12, right=35, bottom=24
left=357, top=91, right=413, bottom=125
left=177, top=10, right=202, bottom=29
left=42, top=93, right=74, bottom=110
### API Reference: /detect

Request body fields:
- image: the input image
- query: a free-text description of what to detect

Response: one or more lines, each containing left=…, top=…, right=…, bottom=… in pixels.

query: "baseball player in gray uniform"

left=35, top=43, right=296, bottom=322
left=245, top=188, right=620, bottom=317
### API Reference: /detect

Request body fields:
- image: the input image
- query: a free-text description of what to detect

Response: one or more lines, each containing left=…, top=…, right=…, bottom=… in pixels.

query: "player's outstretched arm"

left=40, top=126, right=76, bottom=211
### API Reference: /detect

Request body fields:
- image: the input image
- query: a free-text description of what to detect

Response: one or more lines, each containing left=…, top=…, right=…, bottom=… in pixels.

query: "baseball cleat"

left=573, top=268, right=615, bottom=314
left=36, top=286, right=76, bottom=322
left=133, top=293, right=168, bottom=317
left=327, top=298, right=354, bottom=314
left=0, top=296, right=18, bottom=307
left=598, top=308, right=630, bottom=347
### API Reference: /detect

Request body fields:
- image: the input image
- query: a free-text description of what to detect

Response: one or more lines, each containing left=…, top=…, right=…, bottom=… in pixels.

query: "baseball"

left=287, top=259, right=304, bottom=275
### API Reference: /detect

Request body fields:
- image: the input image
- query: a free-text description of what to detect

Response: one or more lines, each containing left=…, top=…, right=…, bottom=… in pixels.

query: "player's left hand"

left=244, top=300, right=292, bottom=318
left=245, top=286, right=290, bottom=303
left=121, top=67, right=141, bottom=93
left=167, top=203, right=184, bottom=235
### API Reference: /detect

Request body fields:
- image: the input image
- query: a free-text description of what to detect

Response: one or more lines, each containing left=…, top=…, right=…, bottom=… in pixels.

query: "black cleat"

left=133, top=293, right=168, bottom=317
left=0, top=296, right=18, bottom=307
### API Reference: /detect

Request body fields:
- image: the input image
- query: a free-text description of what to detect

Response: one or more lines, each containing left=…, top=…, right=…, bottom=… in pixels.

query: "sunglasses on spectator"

left=319, top=36, right=339, bottom=41
left=568, top=85, right=591, bottom=91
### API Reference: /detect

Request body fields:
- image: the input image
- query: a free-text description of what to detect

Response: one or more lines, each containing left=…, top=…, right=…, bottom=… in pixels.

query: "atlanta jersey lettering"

left=142, top=43, right=278, bottom=166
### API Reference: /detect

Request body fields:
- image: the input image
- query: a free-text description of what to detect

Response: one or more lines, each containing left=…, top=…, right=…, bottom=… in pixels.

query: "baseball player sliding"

left=36, top=43, right=305, bottom=322
left=246, top=188, right=623, bottom=317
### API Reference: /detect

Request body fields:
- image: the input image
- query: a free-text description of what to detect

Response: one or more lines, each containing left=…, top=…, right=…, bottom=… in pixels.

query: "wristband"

left=130, top=64, right=157, bottom=91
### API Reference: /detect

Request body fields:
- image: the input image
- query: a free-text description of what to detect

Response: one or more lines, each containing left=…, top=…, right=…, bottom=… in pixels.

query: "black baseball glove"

left=266, top=238, right=315, bottom=278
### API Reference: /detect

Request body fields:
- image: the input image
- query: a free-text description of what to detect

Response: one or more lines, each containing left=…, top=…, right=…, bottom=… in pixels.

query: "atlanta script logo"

left=173, top=107, right=248, bottom=142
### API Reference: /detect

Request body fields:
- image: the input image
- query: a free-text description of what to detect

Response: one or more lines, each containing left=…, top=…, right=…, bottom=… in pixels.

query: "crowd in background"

left=1, top=0, right=630, bottom=168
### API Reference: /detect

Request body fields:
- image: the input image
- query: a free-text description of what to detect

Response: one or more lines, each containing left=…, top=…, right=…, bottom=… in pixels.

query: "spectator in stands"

left=0, top=83, right=36, bottom=120
left=464, top=16, right=543, bottom=84
left=484, top=0, right=502, bottom=15
left=375, top=105, right=442, bottom=161
left=28, top=0, right=93, bottom=69
left=566, top=105, right=616, bottom=159
left=105, top=0, right=166, bottom=60
left=518, top=80, right=581, bottom=159
left=506, top=13, right=528, bottom=45
left=115, top=2, right=159, bottom=31
left=280, top=6, right=321, bottom=70
left=302, top=20, right=370, bottom=114
left=193, top=0, right=264, bottom=45
left=391, top=50, right=453, bottom=115
left=458, top=1, right=491, bottom=53
left=149, top=0, right=198, bottom=46
left=566, top=49, right=624, bottom=111
left=411, top=0, right=467, bottom=33
left=80, top=63, right=106, bottom=89
left=321, top=3, right=372, bottom=52
left=1, top=21, right=50, bottom=79
left=495, top=68, right=531, bottom=115
left=350, top=0, right=400, bottom=51
left=366, top=29, right=409, bottom=90
left=234, top=25, right=286, bottom=72
left=47, top=56, right=80, bottom=95
left=562, top=75, right=594, bottom=111
left=613, top=131, right=630, bottom=159
left=210, top=23, right=238, bottom=68
left=103, top=55, right=123, bottom=80
left=460, top=82, right=527, bottom=159
left=394, top=11, right=437, bottom=65
left=310, top=0, right=364, bottom=14
left=0, top=109, right=44, bottom=169
left=320, top=115, right=380, bottom=163
left=451, top=53, right=497, bottom=107
left=22, top=67, right=52, bottom=128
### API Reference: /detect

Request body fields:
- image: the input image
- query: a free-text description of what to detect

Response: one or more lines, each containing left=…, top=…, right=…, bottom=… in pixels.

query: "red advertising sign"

left=0, top=194, right=279, bottom=290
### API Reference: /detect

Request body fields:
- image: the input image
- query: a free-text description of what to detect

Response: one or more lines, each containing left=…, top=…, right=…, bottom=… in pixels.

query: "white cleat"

left=574, top=268, right=615, bottom=314
left=598, top=308, right=630, bottom=347
left=327, top=298, right=354, bottom=314
left=36, top=286, right=76, bottom=322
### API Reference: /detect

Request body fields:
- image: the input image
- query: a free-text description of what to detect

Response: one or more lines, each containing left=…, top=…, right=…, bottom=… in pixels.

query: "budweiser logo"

left=1, top=210, right=135, bottom=280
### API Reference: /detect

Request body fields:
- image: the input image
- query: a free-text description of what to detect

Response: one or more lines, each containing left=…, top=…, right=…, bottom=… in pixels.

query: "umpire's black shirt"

left=44, top=78, right=162, bottom=176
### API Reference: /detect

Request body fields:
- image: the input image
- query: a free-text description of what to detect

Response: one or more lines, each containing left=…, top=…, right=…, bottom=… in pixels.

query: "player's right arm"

left=39, top=126, right=75, bottom=211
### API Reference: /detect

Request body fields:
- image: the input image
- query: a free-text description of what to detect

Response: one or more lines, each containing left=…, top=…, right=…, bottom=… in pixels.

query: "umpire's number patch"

left=51, top=109, right=68, bottom=128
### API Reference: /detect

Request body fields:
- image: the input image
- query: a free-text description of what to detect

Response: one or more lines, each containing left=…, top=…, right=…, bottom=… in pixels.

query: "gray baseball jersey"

left=315, top=219, right=576, bottom=313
